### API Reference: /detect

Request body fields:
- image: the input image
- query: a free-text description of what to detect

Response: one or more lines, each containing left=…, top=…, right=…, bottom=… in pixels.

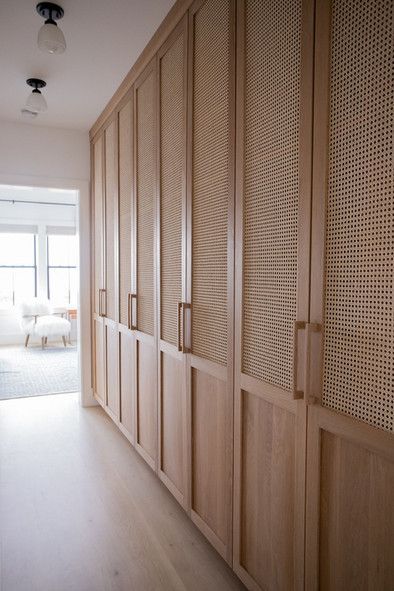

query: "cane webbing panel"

left=93, top=137, right=103, bottom=315
left=119, top=100, right=133, bottom=327
left=191, top=0, right=230, bottom=366
left=160, top=34, right=184, bottom=346
left=322, top=0, right=394, bottom=432
left=105, top=121, right=117, bottom=321
left=136, top=71, right=155, bottom=336
left=241, top=0, right=301, bottom=390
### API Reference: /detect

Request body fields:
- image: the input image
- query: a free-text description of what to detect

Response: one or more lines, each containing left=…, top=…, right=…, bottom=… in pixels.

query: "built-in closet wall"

left=90, top=1, right=394, bottom=589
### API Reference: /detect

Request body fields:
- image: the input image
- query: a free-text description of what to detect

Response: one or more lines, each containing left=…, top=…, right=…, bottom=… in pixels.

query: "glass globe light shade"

left=38, top=22, right=66, bottom=54
left=21, top=108, right=38, bottom=120
left=26, top=90, right=48, bottom=113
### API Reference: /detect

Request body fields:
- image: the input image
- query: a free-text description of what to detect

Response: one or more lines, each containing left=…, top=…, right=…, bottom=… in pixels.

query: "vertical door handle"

left=129, top=293, right=137, bottom=330
left=293, top=321, right=306, bottom=399
left=101, top=289, right=107, bottom=317
left=127, top=293, right=131, bottom=329
left=305, top=322, right=323, bottom=405
left=177, top=302, right=191, bottom=353
left=177, top=302, right=183, bottom=352
left=98, top=289, right=102, bottom=316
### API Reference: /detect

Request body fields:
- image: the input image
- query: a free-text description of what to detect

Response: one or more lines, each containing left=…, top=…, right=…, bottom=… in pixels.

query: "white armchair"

left=19, top=298, right=71, bottom=349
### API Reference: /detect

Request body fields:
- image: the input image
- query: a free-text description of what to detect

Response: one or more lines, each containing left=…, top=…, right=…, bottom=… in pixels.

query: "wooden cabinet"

left=232, top=0, right=312, bottom=588
left=187, top=0, right=235, bottom=562
left=133, top=59, right=158, bottom=470
left=157, top=17, right=189, bottom=507
left=92, top=135, right=105, bottom=405
left=90, top=0, right=394, bottom=589
left=305, top=0, right=394, bottom=589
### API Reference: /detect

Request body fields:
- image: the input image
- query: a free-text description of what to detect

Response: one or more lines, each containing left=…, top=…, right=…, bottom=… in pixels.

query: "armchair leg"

left=41, top=337, right=45, bottom=350
left=45, top=337, right=48, bottom=345
left=62, top=336, right=67, bottom=348
left=25, top=334, right=30, bottom=347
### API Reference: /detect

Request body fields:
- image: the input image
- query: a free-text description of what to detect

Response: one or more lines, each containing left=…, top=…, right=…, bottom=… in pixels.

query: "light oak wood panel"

left=191, top=367, right=228, bottom=558
left=160, top=351, right=185, bottom=499
left=186, top=0, right=235, bottom=564
left=93, top=316, right=105, bottom=405
left=105, top=321, right=119, bottom=419
left=93, top=136, right=104, bottom=316
left=156, top=17, right=189, bottom=510
left=104, top=119, right=119, bottom=322
left=134, top=62, right=156, bottom=337
left=306, top=407, right=394, bottom=591
left=118, top=96, right=133, bottom=328
left=233, top=0, right=313, bottom=589
left=239, top=391, right=296, bottom=591
left=119, top=328, right=135, bottom=443
left=136, top=338, right=157, bottom=468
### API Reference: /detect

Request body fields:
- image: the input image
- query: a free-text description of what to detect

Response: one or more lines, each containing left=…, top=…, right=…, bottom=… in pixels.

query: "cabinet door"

left=92, top=136, right=105, bottom=404
left=104, top=118, right=119, bottom=323
left=118, top=96, right=135, bottom=442
left=93, top=317, right=105, bottom=405
left=306, top=0, right=394, bottom=589
left=157, top=18, right=188, bottom=506
left=133, top=60, right=158, bottom=470
left=233, top=1, right=313, bottom=589
left=119, top=326, right=135, bottom=444
left=118, top=97, right=133, bottom=330
left=103, top=119, right=120, bottom=419
left=187, top=0, right=235, bottom=563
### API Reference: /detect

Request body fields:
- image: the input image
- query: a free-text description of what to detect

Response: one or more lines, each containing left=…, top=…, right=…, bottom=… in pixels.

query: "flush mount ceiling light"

left=25, top=78, right=48, bottom=113
left=36, top=2, right=66, bottom=54
left=21, top=108, right=38, bottom=120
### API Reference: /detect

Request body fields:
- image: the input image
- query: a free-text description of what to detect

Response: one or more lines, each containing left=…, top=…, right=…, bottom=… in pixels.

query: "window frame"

left=0, top=234, right=37, bottom=307
left=46, top=235, right=77, bottom=305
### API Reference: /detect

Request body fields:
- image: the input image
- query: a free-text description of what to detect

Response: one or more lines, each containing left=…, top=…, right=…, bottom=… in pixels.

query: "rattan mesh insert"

left=241, top=0, right=301, bottom=390
left=93, top=137, right=103, bottom=315
left=160, top=34, right=184, bottom=346
left=136, top=71, right=155, bottom=336
left=191, top=0, right=230, bottom=366
left=322, top=0, right=394, bottom=432
left=105, top=121, right=117, bottom=321
left=119, top=100, right=133, bottom=327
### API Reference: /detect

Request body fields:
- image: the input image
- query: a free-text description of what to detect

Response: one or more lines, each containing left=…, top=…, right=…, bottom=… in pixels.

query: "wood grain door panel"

left=119, top=327, right=135, bottom=443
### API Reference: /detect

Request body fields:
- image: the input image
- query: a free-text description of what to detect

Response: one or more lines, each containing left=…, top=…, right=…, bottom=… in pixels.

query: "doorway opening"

left=0, top=184, right=80, bottom=400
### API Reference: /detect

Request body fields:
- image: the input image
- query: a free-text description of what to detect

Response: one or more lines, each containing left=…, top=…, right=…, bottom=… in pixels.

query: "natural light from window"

left=0, top=233, right=36, bottom=309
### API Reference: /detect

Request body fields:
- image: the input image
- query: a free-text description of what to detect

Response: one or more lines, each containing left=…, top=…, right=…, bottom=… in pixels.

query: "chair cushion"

left=35, top=315, right=71, bottom=338
left=19, top=298, right=52, bottom=317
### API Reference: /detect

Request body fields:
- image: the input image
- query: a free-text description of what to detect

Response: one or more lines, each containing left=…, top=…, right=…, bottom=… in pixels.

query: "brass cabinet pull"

left=177, top=302, right=183, bottom=352
left=293, top=321, right=323, bottom=403
left=101, top=289, right=107, bottom=318
left=305, top=322, right=323, bottom=405
left=293, top=321, right=306, bottom=399
left=177, top=302, right=191, bottom=353
left=127, top=293, right=131, bottom=329
left=129, top=293, right=137, bottom=330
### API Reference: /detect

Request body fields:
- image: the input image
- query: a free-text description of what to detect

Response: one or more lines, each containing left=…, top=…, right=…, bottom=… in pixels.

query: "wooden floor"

left=0, top=393, right=245, bottom=591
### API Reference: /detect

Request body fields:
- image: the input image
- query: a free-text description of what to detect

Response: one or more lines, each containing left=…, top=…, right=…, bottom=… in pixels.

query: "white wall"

left=0, top=120, right=89, bottom=181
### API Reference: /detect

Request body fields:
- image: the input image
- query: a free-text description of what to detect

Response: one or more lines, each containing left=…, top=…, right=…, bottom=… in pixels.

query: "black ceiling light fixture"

left=24, top=78, right=48, bottom=114
left=36, top=2, right=66, bottom=54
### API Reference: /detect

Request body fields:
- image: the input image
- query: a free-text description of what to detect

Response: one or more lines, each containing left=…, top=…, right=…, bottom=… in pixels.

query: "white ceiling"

left=0, top=0, right=175, bottom=131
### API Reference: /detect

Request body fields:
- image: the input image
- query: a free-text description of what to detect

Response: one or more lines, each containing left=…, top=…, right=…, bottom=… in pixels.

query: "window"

left=47, top=234, right=78, bottom=306
left=0, top=233, right=37, bottom=309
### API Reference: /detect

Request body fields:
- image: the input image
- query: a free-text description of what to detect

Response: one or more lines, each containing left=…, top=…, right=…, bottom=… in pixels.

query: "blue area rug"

left=0, top=344, right=79, bottom=400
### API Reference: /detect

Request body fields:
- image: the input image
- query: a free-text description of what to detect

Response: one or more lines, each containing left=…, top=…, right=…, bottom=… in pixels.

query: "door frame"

left=0, top=172, right=93, bottom=407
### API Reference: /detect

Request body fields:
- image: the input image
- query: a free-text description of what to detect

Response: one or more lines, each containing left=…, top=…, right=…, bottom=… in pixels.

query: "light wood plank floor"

left=0, top=393, right=245, bottom=591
